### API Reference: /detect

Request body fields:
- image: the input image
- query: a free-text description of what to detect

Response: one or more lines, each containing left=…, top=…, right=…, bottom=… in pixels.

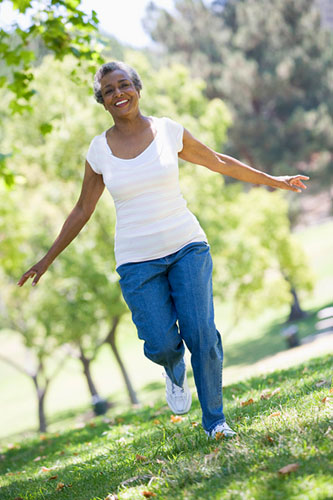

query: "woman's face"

left=100, top=69, right=140, bottom=118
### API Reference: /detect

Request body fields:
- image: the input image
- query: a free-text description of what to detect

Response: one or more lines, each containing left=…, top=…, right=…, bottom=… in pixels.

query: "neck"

left=112, top=111, right=149, bottom=136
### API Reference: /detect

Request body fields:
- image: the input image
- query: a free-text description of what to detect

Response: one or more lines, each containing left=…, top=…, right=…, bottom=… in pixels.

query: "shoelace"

left=171, top=383, right=184, bottom=395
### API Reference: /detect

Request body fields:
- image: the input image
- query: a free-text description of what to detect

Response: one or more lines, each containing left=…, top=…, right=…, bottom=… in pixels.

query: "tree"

left=0, top=0, right=105, bottom=186
left=144, top=0, right=333, bottom=210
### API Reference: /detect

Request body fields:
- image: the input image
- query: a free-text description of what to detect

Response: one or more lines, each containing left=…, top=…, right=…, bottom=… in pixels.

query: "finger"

left=32, top=273, right=41, bottom=286
left=289, top=179, right=307, bottom=189
left=17, top=270, right=36, bottom=287
left=288, top=183, right=301, bottom=192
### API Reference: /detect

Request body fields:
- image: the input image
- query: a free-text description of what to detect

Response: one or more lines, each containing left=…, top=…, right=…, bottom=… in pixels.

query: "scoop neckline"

left=104, top=116, right=158, bottom=163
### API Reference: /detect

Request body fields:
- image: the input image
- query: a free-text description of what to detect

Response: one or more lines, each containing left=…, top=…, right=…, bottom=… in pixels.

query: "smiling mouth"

left=115, top=99, right=129, bottom=107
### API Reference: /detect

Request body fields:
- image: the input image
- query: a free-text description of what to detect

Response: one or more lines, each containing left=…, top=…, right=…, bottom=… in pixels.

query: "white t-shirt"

left=86, top=116, right=207, bottom=268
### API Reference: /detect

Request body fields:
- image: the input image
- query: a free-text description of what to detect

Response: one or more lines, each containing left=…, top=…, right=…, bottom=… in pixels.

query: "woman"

left=18, top=61, right=308, bottom=438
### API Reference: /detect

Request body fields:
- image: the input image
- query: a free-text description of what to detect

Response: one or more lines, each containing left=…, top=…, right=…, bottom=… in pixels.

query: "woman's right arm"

left=17, top=161, right=105, bottom=287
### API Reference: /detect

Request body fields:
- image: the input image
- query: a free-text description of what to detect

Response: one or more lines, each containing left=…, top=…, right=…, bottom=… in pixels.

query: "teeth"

left=115, top=100, right=128, bottom=106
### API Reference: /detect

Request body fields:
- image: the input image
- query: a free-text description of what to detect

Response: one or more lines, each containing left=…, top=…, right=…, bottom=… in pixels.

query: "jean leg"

left=117, top=260, right=186, bottom=387
left=167, top=243, right=225, bottom=432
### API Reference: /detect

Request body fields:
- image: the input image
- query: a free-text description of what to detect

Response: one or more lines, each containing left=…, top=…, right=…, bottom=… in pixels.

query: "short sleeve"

left=163, top=117, right=184, bottom=153
left=86, top=137, right=102, bottom=175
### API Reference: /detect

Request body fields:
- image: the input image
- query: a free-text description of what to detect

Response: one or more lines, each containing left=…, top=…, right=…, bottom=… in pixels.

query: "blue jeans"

left=117, top=242, right=225, bottom=432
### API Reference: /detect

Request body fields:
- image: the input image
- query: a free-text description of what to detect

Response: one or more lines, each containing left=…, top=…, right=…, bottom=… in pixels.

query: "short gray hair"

left=93, top=61, right=143, bottom=104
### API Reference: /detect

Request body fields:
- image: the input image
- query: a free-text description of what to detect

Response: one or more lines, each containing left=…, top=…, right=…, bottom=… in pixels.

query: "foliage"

left=144, top=0, right=333, bottom=205
left=0, top=354, right=331, bottom=499
left=0, top=0, right=102, bottom=112
left=0, top=0, right=105, bottom=186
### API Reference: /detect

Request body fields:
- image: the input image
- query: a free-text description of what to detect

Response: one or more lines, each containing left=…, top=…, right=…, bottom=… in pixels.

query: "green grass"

left=0, top=355, right=332, bottom=500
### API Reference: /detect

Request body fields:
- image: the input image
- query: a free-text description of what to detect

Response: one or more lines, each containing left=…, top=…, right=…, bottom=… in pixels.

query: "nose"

left=113, top=87, right=123, bottom=97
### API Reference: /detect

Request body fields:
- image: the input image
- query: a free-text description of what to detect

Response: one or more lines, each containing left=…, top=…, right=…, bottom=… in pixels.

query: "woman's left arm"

left=179, top=129, right=309, bottom=192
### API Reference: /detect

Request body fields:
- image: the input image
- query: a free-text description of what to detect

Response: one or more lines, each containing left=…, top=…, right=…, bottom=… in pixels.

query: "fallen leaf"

left=116, top=417, right=124, bottom=424
left=136, top=454, right=148, bottom=462
left=89, top=422, right=96, bottom=428
left=39, top=435, right=47, bottom=441
left=48, top=475, right=58, bottom=481
left=241, top=398, right=254, bottom=407
left=33, top=456, right=42, bottom=462
left=321, top=397, right=328, bottom=404
left=215, top=432, right=225, bottom=440
left=265, top=435, right=274, bottom=443
left=13, top=497, right=24, bottom=500
left=142, top=492, right=156, bottom=498
left=330, top=387, right=333, bottom=393
left=105, top=495, right=118, bottom=500
left=121, top=474, right=153, bottom=487
left=170, top=415, right=183, bottom=423
left=55, top=482, right=65, bottom=491
left=191, top=421, right=199, bottom=427
left=315, top=379, right=327, bottom=387
left=73, top=452, right=79, bottom=456
left=204, top=450, right=219, bottom=464
left=269, top=411, right=281, bottom=418
left=41, top=466, right=52, bottom=472
left=153, top=419, right=160, bottom=425
left=58, top=451, right=65, bottom=456
left=156, top=458, right=165, bottom=464
left=261, top=388, right=280, bottom=400
left=7, top=443, right=20, bottom=450
left=278, top=463, right=299, bottom=475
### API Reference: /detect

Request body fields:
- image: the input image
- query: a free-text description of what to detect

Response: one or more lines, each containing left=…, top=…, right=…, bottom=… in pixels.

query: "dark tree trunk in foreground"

left=288, top=287, right=307, bottom=322
left=105, top=317, right=139, bottom=405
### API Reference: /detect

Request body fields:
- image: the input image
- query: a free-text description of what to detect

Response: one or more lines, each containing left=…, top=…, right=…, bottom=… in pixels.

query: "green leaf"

left=12, top=0, right=31, bottom=13
left=91, top=10, right=99, bottom=24
left=0, top=153, right=15, bottom=188
left=39, top=122, right=53, bottom=136
left=0, top=76, right=7, bottom=87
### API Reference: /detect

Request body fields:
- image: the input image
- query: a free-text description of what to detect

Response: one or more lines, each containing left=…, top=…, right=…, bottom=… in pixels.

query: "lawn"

left=0, top=354, right=332, bottom=500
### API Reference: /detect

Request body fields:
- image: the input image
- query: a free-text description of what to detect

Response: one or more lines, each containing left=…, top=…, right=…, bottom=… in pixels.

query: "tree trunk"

left=32, top=371, right=48, bottom=433
left=38, top=387, right=47, bottom=433
left=288, top=287, right=307, bottom=321
left=105, top=317, right=139, bottom=405
left=79, top=346, right=99, bottom=397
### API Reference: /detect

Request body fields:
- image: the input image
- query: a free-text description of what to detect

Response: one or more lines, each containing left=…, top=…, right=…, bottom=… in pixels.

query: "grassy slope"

left=0, top=355, right=332, bottom=500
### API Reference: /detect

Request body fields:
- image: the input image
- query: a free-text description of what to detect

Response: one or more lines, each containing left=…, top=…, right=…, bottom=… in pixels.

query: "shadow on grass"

left=224, top=301, right=333, bottom=369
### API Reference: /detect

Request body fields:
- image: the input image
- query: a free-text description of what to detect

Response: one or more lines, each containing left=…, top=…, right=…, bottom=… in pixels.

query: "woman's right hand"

left=17, top=257, right=51, bottom=287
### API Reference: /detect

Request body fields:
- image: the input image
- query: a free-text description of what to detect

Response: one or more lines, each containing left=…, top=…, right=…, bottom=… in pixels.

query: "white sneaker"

left=205, top=422, right=236, bottom=439
left=163, top=372, right=192, bottom=414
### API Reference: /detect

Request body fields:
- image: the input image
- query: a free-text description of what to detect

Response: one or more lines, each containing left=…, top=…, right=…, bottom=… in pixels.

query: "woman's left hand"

left=275, top=175, right=309, bottom=192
